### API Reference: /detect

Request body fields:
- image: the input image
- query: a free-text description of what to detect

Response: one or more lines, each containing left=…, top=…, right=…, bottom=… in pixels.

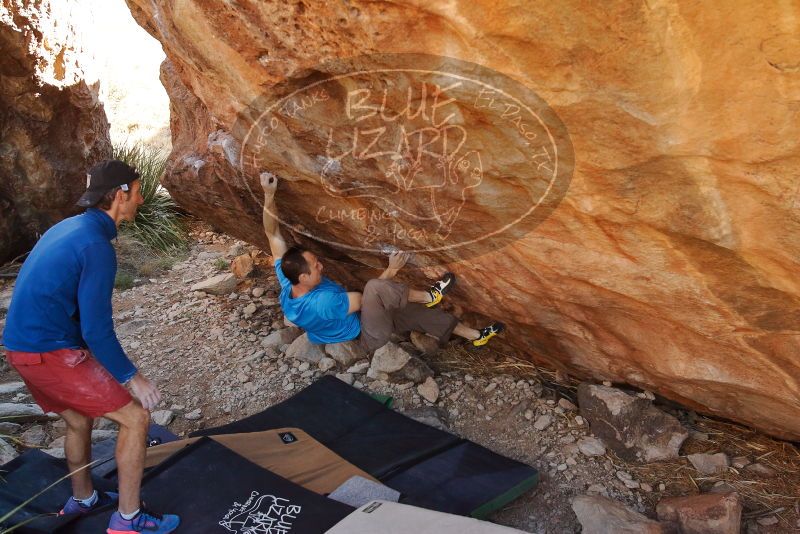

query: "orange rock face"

left=125, top=1, right=800, bottom=439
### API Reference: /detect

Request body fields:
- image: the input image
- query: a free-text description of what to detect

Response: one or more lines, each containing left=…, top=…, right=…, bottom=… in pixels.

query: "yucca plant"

left=111, top=144, right=187, bottom=253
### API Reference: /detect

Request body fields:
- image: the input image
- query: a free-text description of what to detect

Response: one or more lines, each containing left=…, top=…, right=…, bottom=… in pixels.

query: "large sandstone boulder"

left=0, top=1, right=111, bottom=264
left=125, top=1, right=800, bottom=439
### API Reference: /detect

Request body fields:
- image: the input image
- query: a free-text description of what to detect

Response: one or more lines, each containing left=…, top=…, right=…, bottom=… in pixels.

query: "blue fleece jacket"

left=2, top=208, right=137, bottom=383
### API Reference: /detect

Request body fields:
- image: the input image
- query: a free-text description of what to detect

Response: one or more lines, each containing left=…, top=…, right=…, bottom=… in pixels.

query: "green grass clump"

left=214, top=258, right=230, bottom=271
left=114, top=271, right=135, bottom=290
left=112, top=234, right=188, bottom=291
left=112, top=144, right=187, bottom=253
left=137, top=255, right=181, bottom=277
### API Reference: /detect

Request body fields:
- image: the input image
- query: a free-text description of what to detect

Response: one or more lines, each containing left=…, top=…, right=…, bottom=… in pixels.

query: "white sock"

left=73, top=490, right=98, bottom=507
left=120, top=508, right=140, bottom=520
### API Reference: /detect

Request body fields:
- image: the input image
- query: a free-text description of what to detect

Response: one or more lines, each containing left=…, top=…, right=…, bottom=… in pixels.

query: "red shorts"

left=5, top=348, right=132, bottom=418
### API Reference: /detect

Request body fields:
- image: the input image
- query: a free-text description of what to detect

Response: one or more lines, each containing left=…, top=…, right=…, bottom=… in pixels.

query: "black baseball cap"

left=76, top=160, right=140, bottom=208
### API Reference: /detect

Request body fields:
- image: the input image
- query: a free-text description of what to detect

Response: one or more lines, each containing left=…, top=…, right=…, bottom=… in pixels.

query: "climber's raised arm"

left=260, top=172, right=288, bottom=260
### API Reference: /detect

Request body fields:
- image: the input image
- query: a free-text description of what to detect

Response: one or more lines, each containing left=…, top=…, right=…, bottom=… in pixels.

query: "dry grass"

left=624, top=417, right=800, bottom=529
left=430, top=341, right=579, bottom=398
left=0, top=252, right=29, bottom=278
left=429, top=340, right=800, bottom=530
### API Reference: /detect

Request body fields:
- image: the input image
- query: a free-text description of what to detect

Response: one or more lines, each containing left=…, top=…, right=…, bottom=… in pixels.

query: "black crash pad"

left=0, top=450, right=116, bottom=533
left=194, top=375, right=387, bottom=443
left=193, top=376, right=539, bottom=518
left=0, top=424, right=178, bottom=533
left=67, top=438, right=353, bottom=533
left=91, top=423, right=179, bottom=480
left=193, top=375, right=460, bottom=477
left=385, top=441, right=540, bottom=518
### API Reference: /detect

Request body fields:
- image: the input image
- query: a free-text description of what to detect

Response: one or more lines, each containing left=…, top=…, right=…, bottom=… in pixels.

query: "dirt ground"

left=1, top=223, right=797, bottom=533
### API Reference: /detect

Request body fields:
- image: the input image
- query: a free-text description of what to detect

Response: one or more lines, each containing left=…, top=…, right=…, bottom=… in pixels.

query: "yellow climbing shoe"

left=426, top=272, right=456, bottom=308
left=472, top=322, right=506, bottom=347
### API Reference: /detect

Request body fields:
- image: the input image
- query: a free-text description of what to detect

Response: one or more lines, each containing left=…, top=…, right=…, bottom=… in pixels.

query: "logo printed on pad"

left=279, top=432, right=297, bottom=444
left=220, top=491, right=302, bottom=533
left=362, top=502, right=383, bottom=514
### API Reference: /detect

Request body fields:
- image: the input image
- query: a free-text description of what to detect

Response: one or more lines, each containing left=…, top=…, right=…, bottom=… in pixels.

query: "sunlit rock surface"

left=126, top=0, right=800, bottom=439
left=0, top=0, right=111, bottom=263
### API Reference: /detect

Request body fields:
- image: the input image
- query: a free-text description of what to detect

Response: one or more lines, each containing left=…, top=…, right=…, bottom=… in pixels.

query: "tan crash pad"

left=325, top=501, right=529, bottom=533
left=144, top=427, right=377, bottom=495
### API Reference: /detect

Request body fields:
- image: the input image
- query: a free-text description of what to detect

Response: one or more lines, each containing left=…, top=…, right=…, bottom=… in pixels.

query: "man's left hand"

left=387, top=251, right=410, bottom=271
left=128, top=373, right=161, bottom=410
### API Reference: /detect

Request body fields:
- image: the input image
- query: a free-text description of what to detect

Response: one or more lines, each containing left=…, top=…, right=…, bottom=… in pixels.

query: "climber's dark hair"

left=281, top=246, right=311, bottom=285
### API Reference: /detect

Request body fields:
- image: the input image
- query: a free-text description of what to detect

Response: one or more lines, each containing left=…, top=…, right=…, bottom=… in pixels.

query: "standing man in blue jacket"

left=2, top=161, right=179, bottom=533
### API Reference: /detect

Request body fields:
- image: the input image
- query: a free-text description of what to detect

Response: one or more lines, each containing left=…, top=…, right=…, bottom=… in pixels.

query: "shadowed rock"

left=325, top=340, right=368, bottom=367
left=370, top=342, right=434, bottom=384
left=572, top=495, right=665, bottom=534
left=577, top=384, right=688, bottom=462
left=261, top=327, right=302, bottom=349
left=286, top=333, right=325, bottom=364
left=0, top=0, right=111, bottom=263
left=687, top=453, right=730, bottom=475
left=657, top=491, right=742, bottom=534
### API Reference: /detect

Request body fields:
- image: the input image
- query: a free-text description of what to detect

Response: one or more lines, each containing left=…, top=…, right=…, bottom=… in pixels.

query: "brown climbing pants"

left=359, top=278, right=460, bottom=353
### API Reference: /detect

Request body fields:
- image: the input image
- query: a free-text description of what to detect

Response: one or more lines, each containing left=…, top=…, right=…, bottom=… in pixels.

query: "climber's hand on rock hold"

left=388, top=251, right=411, bottom=271
left=260, top=172, right=278, bottom=198
left=260, top=171, right=287, bottom=258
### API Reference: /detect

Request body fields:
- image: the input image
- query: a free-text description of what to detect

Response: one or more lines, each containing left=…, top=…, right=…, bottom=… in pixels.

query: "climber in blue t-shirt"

left=259, top=172, right=505, bottom=352
left=274, top=255, right=361, bottom=344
